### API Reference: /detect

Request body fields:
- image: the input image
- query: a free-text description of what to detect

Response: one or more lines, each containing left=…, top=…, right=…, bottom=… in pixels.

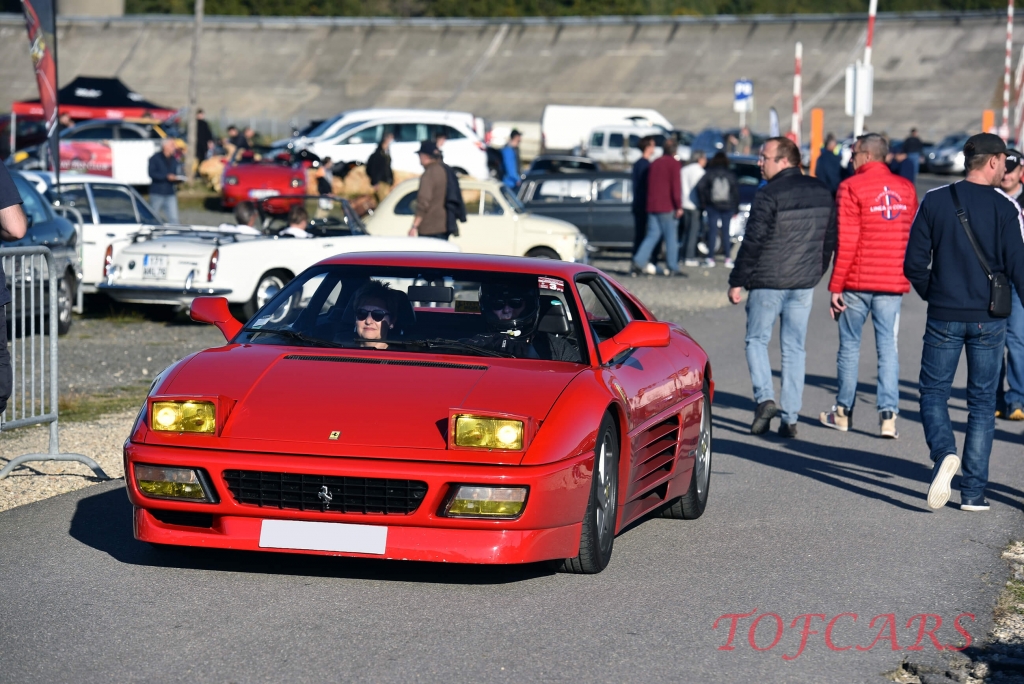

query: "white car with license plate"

left=98, top=199, right=460, bottom=317
left=366, top=178, right=588, bottom=262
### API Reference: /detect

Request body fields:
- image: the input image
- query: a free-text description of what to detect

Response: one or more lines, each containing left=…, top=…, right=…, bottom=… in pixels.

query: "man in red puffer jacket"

left=820, top=133, right=918, bottom=438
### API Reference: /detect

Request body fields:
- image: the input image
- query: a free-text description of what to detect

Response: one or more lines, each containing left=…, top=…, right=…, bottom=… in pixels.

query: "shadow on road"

left=68, top=485, right=560, bottom=584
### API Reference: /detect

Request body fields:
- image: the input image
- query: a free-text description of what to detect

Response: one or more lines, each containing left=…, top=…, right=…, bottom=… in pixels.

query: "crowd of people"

left=724, top=131, right=1024, bottom=512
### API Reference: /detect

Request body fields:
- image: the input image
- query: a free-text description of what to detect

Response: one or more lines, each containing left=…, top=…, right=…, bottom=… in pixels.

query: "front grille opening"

left=149, top=509, right=215, bottom=528
left=222, top=470, right=428, bottom=515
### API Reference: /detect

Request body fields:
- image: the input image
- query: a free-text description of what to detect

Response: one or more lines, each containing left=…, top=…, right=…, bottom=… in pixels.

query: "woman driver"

left=351, top=280, right=396, bottom=349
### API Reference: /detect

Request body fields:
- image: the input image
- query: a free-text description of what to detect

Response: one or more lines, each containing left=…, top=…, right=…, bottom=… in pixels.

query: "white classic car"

left=98, top=199, right=459, bottom=318
left=22, top=171, right=207, bottom=296
left=365, top=178, right=588, bottom=262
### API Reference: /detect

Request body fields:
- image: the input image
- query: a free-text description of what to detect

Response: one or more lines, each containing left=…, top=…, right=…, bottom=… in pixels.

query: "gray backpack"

left=711, top=175, right=731, bottom=206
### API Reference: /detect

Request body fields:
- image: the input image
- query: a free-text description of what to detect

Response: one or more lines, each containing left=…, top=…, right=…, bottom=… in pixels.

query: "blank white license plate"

left=249, top=188, right=280, bottom=199
left=259, top=519, right=387, bottom=554
left=141, top=254, right=168, bottom=280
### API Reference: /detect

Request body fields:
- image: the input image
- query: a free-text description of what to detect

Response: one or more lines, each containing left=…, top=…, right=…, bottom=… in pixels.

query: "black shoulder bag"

left=949, top=182, right=1012, bottom=318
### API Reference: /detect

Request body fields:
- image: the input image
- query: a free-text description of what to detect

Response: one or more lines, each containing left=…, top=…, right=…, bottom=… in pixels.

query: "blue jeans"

left=633, top=212, right=679, bottom=273
left=745, top=288, right=814, bottom=425
left=706, top=208, right=734, bottom=259
left=997, top=287, right=1024, bottom=407
left=149, top=193, right=179, bottom=224
left=919, top=318, right=1006, bottom=500
left=836, top=292, right=902, bottom=414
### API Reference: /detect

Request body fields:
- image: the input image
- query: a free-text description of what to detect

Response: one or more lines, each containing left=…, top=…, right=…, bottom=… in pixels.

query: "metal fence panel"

left=0, top=246, right=106, bottom=480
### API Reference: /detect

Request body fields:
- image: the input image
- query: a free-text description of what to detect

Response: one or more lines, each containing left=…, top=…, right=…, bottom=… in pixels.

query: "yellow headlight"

left=151, top=401, right=216, bottom=434
left=446, top=486, right=527, bottom=518
left=453, top=415, right=524, bottom=450
left=135, top=464, right=209, bottom=500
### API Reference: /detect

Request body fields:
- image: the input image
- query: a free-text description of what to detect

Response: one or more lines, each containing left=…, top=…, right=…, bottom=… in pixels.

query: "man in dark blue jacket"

left=815, top=133, right=842, bottom=196
left=148, top=139, right=182, bottom=224
left=904, top=133, right=1024, bottom=512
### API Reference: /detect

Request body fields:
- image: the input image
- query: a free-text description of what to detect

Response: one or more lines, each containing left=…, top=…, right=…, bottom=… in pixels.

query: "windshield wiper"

left=389, top=338, right=515, bottom=358
left=240, top=327, right=344, bottom=348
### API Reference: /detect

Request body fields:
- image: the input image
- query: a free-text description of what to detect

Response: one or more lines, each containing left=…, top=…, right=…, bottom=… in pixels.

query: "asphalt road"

left=2, top=268, right=1022, bottom=682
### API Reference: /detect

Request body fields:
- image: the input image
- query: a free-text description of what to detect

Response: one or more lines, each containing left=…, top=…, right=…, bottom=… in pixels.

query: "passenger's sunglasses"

left=488, top=298, right=525, bottom=309
left=356, top=308, right=390, bottom=322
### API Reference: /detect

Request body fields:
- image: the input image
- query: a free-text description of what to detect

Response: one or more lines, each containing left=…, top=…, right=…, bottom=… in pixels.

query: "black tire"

left=562, top=412, right=619, bottom=574
left=56, top=270, right=74, bottom=336
left=240, top=270, right=291, bottom=321
left=526, top=247, right=561, bottom=260
left=662, top=383, right=712, bottom=520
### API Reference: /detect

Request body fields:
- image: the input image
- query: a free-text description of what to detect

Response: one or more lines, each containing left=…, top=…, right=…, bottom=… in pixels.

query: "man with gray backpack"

left=696, top=151, right=740, bottom=268
left=904, top=133, right=1024, bottom=512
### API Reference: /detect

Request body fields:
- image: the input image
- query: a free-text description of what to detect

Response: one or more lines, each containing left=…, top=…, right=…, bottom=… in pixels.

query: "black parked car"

left=518, top=171, right=633, bottom=251
left=2, top=171, right=79, bottom=335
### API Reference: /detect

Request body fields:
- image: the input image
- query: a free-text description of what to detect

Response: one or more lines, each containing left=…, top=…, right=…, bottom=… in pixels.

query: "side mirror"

left=190, top=296, right=243, bottom=341
left=597, top=321, right=671, bottom=364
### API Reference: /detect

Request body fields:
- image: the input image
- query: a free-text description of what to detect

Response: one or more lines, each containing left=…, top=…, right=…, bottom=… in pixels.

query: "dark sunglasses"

left=488, top=297, right=525, bottom=309
left=356, top=308, right=390, bottom=322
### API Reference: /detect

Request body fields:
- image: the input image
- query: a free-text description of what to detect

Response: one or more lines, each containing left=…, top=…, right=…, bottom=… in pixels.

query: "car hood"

left=152, top=345, right=584, bottom=461
left=521, top=213, right=581, bottom=235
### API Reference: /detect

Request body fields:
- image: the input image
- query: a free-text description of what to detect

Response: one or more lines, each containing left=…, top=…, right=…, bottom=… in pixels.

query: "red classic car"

left=220, top=147, right=306, bottom=214
left=124, top=253, right=713, bottom=573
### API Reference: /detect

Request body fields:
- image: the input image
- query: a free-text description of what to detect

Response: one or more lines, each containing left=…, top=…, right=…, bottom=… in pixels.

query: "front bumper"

left=125, top=442, right=594, bottom=564
left=98, top=283, right=233, bottom=307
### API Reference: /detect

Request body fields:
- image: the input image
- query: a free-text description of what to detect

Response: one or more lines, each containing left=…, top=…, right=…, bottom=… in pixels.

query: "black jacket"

left=815, top=147, right=842, bottom=195
left=696, top=166, right=740, bottom=212
left=729, top=167, right=836, bottom=291
left=904, top=181, right=1024, bottom=322
left=366, top=147, right=393, bottom=186
left=631, top=157, right=651, bottom=215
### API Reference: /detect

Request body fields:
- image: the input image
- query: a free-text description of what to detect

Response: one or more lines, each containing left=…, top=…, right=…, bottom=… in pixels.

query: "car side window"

left=461, top=188, right=481, bottom=215
left=444, top=125, right=465, bottom=140
left=394, top=191, right=418, bottom=216
left=55, top=184, right=94, bottom=223
left=535, top=179, right=591, bottom=203
left=481, top=193, right=503, bottom=216
left=343, top=124, right=382, bottom=145
left=576, top=279, right=626, bottom=343
left=392, top=124, right=420, bottom=144
left=595, top=179, right=630, bottom=203
left=628, top=134, right=641, bottom=149
left=609, top=133, right=624, bottom=148
left=590, top=132, right=604, bottom=148
left=91, top=185, right=139, bottom=223
left=67, top=126, right=114, bottom=140
left=117, top=127, right=144, bottom=140
left=12, top=174, right=50, bottom=226
left=603, top=277, right=646, bottom=321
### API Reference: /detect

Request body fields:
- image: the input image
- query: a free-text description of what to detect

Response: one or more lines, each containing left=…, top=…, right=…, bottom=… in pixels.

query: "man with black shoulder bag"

left=905, top=133, right=1024, bottom=512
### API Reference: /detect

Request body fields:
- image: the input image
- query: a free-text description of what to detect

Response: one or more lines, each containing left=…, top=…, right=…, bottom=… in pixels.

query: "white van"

left=584, top=125, right=670, bottom=165
left=541, top=105, right=674, bottom=153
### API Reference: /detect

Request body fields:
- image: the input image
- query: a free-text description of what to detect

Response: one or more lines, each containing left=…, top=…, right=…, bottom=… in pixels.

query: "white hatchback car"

left=365, top=178, right=588, bottom=262
left=309, top=113, right=489, bottom=180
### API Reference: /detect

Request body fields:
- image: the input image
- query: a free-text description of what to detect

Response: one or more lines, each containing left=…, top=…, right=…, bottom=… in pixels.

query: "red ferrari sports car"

left=220, top=147, right=306, bottom=214
left=125, top=253, right=713, bottom=573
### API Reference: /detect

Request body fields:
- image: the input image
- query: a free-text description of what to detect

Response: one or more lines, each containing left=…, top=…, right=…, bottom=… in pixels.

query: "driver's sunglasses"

left=489, top=297, right=525, bottom=309
left=356, top=308, right=390, bottom=322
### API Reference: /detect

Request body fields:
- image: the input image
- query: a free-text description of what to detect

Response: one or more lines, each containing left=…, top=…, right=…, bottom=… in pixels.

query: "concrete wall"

left=0, top=12, right=1012, bottom=140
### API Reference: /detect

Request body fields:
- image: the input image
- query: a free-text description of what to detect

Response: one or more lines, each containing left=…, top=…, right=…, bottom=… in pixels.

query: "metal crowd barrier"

left=51, top=205, right=86, bottom=315
left=0, top=247, right=107, bottom=480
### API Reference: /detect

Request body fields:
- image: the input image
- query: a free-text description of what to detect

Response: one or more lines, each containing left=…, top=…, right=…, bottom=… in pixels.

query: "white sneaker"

left=724, top=258, right=735, bottom=269
left=643, top=263, right=657, bottom=275
left=704, top=258, right=716, bottom=268
left=927, top=453, right=960, bottom=510
left=683, top=259, right=700, bottom=267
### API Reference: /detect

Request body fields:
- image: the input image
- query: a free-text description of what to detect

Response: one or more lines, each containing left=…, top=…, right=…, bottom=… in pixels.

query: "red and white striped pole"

left=1014, top=45, right=1024, bottom=141
left=791, top=41, right=802, bottom=146
left=1002, top=0, right=1015, bottom=140
left=854, top=0, right=878, bottom=136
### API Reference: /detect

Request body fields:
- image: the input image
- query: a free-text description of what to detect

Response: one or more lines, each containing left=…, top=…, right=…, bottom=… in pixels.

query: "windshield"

left=305, top=114, right=343, bottom=139
left=500, top=185, right=525, bottom=213
left=235, top=265, right=586, bottom=363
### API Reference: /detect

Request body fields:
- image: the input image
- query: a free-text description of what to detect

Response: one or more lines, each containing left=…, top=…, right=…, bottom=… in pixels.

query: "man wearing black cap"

left=905, top=133, right=1024, bottom=512
left=996, top=149, right=1024, bottom=420
left=408, top=140, right=448, bottom=239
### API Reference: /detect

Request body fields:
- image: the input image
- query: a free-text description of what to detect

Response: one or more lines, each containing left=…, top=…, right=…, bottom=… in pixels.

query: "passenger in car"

left=470, top=282, right=580, bottom=362
left=279, top=205, right=312, bottom=238
left=351, top=280, right=397, bottom=349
